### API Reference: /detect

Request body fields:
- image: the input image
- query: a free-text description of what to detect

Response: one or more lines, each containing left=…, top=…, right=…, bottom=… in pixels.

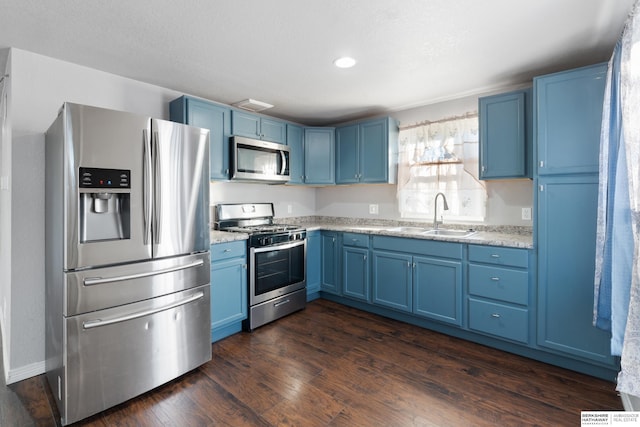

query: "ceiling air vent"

left=232, top=98, right=274, bottom=112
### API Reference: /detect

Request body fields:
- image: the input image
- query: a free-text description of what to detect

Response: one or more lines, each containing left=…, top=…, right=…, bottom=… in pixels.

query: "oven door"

left=249, top=239, right=306, bottom=305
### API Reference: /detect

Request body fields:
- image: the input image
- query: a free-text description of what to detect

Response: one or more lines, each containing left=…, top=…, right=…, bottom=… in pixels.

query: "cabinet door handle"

left=491, top=313, right=501, bottom=318
left=412, top=262, right=416, bottom=269
left=364, top=255, right=367, bottom=261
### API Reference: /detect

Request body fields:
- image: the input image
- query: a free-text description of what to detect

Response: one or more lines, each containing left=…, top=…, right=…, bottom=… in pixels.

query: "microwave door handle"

left=143, top=129, right=152, bottom=245
left=280, top=150, right=287, bottom=175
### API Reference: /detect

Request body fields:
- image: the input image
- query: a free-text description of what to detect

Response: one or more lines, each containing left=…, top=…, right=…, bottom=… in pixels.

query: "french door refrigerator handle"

left=143, top=129, right=153, bottom=245
left=83, top=259, right=205, bottom=286
left=153, top=131, right=162, bottom=244
left=82, top=290, right=205, bottom=330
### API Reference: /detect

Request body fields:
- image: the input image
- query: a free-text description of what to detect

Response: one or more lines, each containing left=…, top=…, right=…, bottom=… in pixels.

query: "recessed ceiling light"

left=334, top=57, right=357, bottom=68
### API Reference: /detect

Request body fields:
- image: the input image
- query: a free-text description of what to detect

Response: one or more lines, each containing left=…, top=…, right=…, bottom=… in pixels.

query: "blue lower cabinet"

left=372, top=250, right=412, bottom=312
left=413, top=256, right=462, bottom=325
left=343, top=246, right=370, bottom=302
left=306, top=231, right=321, bottom=301
left=468, top=298, right=529, bottom=344
left=210, top=241, right=247, bottom=342
left=320, top=231, right=340, bottom=294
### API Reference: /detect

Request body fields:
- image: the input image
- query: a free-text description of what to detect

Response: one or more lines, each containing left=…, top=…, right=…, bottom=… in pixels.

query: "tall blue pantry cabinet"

left=535, top=63, right=616, bottom=369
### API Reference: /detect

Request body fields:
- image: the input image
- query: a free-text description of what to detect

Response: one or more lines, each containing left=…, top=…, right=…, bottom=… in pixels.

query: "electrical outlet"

left=522, top=207, right=532, bottom=221
left=369, top=204, right=379, bottom=215
left=287, top=204, right=293, bottom=214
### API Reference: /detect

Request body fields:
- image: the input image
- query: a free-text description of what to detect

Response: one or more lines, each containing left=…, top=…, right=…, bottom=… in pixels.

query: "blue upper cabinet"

left=479, top=89, right=532, bottom=179
left=169, top=96, right=232, bottom=180
left=535, top=63, right=607, bottom=176
left=335, top=117, right=399, bottom=184
left=231, top=110, right=286, bottom=144
left=304, top=127, right=335, bottom=185
left=336, top=124, right=359, bottom=184
left=287, top=124, right=305, bottom=184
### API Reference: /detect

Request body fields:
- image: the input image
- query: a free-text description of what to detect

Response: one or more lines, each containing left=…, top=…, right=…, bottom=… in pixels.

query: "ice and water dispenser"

left=79, top=167, right=131, bottom=242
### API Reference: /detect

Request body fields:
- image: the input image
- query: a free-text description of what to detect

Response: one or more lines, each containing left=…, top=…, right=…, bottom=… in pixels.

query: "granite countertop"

left=282, top=217, right=533, bottom=249
left=210, top=229, right=248, bottom=244
left=210, top=217, right=533, bottom=249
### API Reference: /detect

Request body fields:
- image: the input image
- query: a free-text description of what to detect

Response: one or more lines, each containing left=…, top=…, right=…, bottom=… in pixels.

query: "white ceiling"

left=0, top=0, right=635, bottom=125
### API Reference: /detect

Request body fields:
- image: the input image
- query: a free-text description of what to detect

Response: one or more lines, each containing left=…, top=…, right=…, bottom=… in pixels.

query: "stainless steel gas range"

left=215, top=203, right=306, bottom=331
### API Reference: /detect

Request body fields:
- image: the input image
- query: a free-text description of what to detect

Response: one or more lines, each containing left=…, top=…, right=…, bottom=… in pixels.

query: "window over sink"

left=396, top=114, right=487, bottom=222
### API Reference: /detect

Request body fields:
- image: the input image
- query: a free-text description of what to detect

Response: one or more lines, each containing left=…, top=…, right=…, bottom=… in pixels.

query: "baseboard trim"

left=6, top=360, right=45, bottom=385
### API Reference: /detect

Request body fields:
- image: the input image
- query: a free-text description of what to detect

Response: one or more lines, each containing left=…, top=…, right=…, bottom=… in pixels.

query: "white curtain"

left=594, top=0, right=640, bottom=399
left=396, top=116, right=486, bottom=222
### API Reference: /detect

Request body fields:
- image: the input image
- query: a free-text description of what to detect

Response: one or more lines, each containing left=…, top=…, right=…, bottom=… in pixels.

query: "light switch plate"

left=369, top=204, right=379, bottom=215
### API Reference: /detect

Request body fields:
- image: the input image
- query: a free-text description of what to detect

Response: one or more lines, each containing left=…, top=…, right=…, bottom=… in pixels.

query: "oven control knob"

left=258, top=237, right=270, bottom=246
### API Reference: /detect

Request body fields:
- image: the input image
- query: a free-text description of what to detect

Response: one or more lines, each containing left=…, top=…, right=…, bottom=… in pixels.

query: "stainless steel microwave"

left=230, top=136, right=290, bottom=183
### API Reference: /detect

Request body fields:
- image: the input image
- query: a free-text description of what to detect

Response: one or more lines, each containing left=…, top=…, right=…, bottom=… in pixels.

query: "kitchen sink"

left=422, top=229, right=477, bottom=237
left=385, top=226, right=429, bottom=233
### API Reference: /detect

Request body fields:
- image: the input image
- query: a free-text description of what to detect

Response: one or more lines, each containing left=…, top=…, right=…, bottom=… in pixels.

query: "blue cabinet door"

left=335, top=124, right=359, bottom=184
left=306, top=230, right=321, bottom=300
left=335, top=117, right=396, bottom=184
left=343, top=246, right=370, bottom=302
left=231, top=110, right=261, bottom=138
left=321, top=231, right=340, bottom=294
left=372, top=250, right=412, bottom=312
left=260, top=117, right=286, bottom=144
left=479, top=89, right=531, bottom=179
left=231, top=110, right=286, bottom=144
left=210, top=258, right=247, bottom=329
left=413, top=256, right=462, bottom=326
left=535, top=63, right=607, bottom=175
left=537, top=175, right=614, bottom=365
left=304, top=127, right=335, bottom=184
left=169, top=96, right=231, bottom=180
left=287, top=124, right=305, bottom=184
left=360, top=118, right=389, bottom=183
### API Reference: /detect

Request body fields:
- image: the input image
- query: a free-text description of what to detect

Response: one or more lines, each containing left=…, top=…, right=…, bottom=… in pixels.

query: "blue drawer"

left=211, top=240, right=246, bottom=262
left=468, top=264, right=528, bottom=305
left=342, top=232, right=370, bottom=248
left=468, top=245, right=528, bottom=268
left=468, top=298, right=529, bottom=343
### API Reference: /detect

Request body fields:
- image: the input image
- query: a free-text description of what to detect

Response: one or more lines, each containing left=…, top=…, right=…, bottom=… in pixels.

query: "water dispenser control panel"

left=79, top=167, right=130, bottom=189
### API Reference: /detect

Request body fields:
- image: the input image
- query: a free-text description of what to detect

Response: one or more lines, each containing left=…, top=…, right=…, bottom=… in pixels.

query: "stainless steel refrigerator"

left=45, top=103, right=211, bottom=425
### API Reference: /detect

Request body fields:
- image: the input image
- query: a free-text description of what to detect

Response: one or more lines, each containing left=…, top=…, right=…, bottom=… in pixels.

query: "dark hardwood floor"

left=1, top=299, right=622, bottom=426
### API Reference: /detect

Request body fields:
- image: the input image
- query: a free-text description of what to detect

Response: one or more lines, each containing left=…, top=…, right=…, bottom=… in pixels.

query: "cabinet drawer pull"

left=223, top=249, right=232, bottom=253
left=491, top=313, right=501, bottom=318
left=490, top=254, right=500, bottom=258
left=491, top=277, right=500, bottom=281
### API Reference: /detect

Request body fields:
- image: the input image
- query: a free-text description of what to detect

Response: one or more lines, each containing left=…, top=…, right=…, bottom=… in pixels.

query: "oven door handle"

left=251, top=239, right=305, bottom=253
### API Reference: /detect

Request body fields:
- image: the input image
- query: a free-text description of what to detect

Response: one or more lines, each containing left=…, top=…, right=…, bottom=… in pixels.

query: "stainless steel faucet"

left=433, top=192, right=449, bottom=229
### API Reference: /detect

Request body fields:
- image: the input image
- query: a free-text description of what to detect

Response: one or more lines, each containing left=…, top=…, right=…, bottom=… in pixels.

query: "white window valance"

left=396, top=114, right=486, bottom=222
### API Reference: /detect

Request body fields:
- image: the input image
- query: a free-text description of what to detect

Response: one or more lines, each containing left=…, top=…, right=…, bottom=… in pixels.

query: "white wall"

left=316, top=90, right=534, bottom=226
left=1, top=47, right=535, bottom=383
left=1, top=48, right=183, bottom=383
left=210, top=182, right=316, bottom=218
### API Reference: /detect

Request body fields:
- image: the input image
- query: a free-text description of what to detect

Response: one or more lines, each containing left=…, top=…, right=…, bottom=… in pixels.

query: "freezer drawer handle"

left=83, top=259, right=204, bottom=286
left=82, top=291, right=205, bottom=330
